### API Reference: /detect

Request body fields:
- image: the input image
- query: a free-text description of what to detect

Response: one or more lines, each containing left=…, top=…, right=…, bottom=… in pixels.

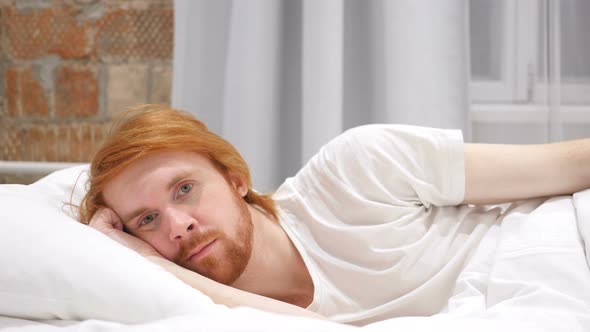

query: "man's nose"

left=166, top=207, right=197, bottom=241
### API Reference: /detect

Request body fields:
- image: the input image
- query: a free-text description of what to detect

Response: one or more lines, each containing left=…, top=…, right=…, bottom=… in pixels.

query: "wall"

left=0, top=0, right=173, bottom=183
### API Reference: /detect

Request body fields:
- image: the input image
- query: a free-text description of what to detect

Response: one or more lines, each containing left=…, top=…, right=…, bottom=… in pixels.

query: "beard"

left=173, top=190, right=254, bottom=285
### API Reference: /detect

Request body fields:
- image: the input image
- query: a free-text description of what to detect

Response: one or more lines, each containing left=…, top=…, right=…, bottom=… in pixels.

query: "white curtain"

left=172, top=0, right=469, bottom=191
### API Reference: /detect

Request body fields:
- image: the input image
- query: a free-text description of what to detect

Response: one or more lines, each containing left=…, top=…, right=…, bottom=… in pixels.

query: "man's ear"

left=229, top=173, right=248, bottom=197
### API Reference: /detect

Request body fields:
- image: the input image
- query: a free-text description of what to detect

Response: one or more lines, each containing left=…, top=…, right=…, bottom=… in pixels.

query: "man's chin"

left=180, top=257, right=246, bottom=285
left=197, top=266, right=243, bottom=285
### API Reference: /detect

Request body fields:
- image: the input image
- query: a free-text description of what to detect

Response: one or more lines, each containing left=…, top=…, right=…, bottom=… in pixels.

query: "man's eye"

left=140, top=214, right=156, bottom=226
left=178, top=183, right=193, bottom=196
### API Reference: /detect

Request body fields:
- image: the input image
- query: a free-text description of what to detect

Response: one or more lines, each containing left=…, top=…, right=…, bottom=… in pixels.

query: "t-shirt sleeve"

left=296, top=124, right=465, bottom=208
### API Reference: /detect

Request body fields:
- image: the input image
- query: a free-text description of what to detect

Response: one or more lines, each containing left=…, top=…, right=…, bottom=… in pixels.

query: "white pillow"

left=0, top=166, right=223, bottom=323
left=573, top=188, right=590, bottom=268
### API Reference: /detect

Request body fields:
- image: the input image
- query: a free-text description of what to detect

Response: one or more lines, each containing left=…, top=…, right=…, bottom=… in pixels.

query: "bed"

left=1, top=165, right=589, bottom=331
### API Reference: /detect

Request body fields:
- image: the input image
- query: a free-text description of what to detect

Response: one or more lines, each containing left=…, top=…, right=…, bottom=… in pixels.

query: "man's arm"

left=89, top=208, right=323, bottom=320
left=463, top=138, right=590, bottom=205
left=147, top=256, right=324, bottom=319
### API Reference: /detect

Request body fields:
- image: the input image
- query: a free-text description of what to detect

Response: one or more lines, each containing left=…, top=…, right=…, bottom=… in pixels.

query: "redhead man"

left=81, top=104, right=590, bottom=324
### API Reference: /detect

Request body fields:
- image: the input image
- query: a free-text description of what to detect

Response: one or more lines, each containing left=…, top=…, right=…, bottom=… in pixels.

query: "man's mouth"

left=186, top=239, right=217, bottom=261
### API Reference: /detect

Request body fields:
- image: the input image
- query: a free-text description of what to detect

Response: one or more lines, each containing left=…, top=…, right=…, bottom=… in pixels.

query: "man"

left=81, top=104, right=590, bottom=325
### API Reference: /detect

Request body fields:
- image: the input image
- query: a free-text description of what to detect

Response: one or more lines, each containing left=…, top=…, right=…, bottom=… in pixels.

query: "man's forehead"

left=110, top=157, right=203, bottom=192
left=103, top=152, right=204, bottom=201
left=128, top=150, right=210, bottom=176
left=133, top=150, right=207, bottom=169
left=103, top=162, right=204, bottom=224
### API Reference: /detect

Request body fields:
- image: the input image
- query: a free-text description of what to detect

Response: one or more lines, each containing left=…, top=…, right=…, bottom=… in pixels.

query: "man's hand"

left=89, top=208, right=162, bottom=258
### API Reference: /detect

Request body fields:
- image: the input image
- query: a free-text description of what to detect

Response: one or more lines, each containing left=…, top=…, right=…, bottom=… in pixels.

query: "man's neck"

left=230, top=205, right=314, bottom=308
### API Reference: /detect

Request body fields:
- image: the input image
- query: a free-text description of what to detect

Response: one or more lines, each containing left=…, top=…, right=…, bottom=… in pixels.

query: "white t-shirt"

left=273, top=124, right=542, bottom=325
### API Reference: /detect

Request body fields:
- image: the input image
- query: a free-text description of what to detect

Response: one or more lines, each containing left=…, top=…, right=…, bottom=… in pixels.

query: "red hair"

left=79, top=104, right=278, bottom=224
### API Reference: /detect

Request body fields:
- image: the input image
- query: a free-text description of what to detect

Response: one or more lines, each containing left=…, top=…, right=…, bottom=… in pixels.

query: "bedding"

left=0, top=165, right=589, bottom=331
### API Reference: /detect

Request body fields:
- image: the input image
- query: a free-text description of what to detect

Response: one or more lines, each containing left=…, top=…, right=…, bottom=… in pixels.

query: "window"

left=469, top=0, right=590, bottom=143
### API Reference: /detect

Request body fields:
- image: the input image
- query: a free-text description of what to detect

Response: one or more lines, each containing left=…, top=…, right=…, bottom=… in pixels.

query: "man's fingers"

left=89, top=208, right=161, bottom=258
left=89, top=208, right=124, bottom=232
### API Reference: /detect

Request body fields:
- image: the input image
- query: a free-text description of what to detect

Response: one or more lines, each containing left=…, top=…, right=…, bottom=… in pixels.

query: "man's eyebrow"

left=121, top=171, right=192, bottom=225
left=167, top=171, right=191, bottom=191
left=122, top=207, right=149, bottom=226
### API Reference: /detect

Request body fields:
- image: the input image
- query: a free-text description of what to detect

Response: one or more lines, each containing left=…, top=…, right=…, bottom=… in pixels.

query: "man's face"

left=103, top=151, right=253, bottom=285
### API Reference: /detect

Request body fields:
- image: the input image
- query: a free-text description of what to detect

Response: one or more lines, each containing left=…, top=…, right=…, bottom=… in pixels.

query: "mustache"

left=173, top=230, right=219, bottom=263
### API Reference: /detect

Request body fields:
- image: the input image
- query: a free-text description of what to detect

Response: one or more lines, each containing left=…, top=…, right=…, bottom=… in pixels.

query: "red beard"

left=173, top=191, right=254, bottom=285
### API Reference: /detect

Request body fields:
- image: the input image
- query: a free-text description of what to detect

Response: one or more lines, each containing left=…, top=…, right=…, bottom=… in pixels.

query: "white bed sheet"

left=1, top=167, right=589, bottom=332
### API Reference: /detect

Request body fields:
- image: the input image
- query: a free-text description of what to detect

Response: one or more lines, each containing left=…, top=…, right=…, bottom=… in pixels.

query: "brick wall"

left=0, top=0, right=173, bottom=183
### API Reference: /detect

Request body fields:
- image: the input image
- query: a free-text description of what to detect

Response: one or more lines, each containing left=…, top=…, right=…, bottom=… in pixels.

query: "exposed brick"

left=107, top=64, right=148, bottom=117
left=93, top=125, right=103, bottom=148
left=4, top=7, right=92, bottom=59
left=14, top=123, right=109, bottom=162
left=45, top=126, right=57, bottom=162
left=0, top=125, right=23, bottom=160
left=79, top=123, right=93, bottom=161
left=0, top=0, right=16, bottom=8
left=24, top=125, right=44, bottom=161
left=56, top=125, right=70, bottom=161
left=93, top=121, right=110, bottom=149
left=5, top=68, right=19, bottom=117
left=69, top=125, right=81, bottom=161
left=19, top=123, right=103, bottom=162
left=150, top=65, right=172, bottom=105
left=96, top=7, right=173, bottom=60
left=102, top=0, right=172, bottom=8
left=0, top=124, right=7, bottom=160
left=21, top=69, right=49, bottom=117
left=1, top=0, right=174, bottom=165
left=55, top=65, right=98, bottom=118
left=4, top=67, right=49, bottom=118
